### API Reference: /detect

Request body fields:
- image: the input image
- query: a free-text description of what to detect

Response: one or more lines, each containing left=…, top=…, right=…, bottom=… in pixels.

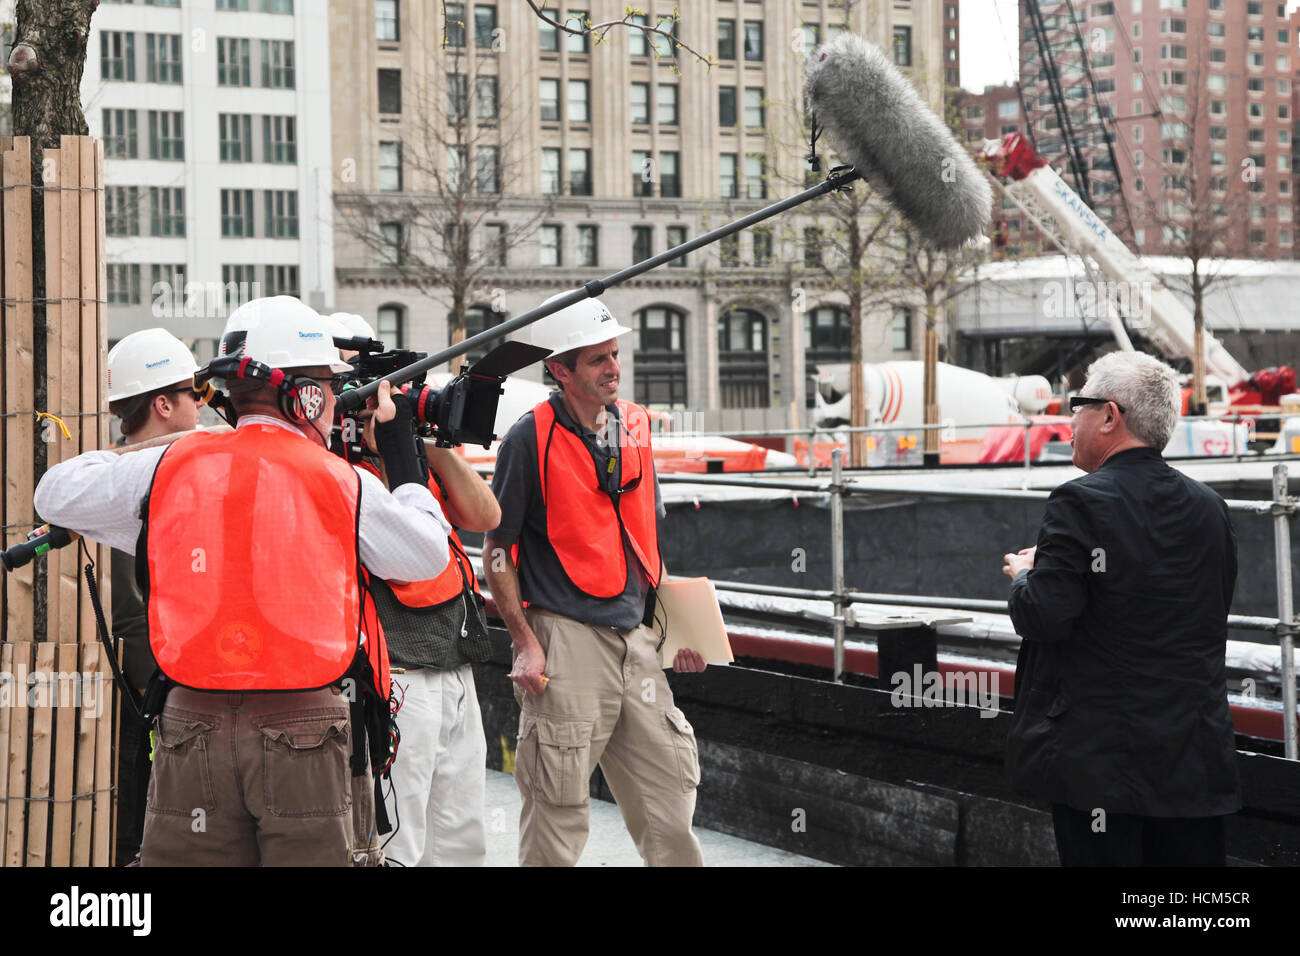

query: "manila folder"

left=653, top=577, right=734, bottom=667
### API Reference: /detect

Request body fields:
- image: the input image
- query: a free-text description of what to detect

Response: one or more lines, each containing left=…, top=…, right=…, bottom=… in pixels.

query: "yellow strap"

left=35, top=411, right=72, bottom=440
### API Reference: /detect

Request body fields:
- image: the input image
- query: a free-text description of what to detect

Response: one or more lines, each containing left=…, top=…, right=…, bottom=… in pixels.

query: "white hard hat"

left=236, top=305, right=352, bottom=375
left=107, top=328, right=199, bottom=401
left=329, top=312, right=378, bottom=341
left=530, top=295, right=631, bottom=355
left=219, top=296, right=321, bottom=358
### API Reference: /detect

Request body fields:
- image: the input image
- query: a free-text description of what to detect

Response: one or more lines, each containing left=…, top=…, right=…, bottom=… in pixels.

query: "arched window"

left=804, top=306, right=851, bottom=407
left=717, top=307, right=769, bottom=407
left=458, top=304, right=506, bottom=366
left=634, top=306, right=687, bottom=409
left=377, top=303, right=405, bottom=348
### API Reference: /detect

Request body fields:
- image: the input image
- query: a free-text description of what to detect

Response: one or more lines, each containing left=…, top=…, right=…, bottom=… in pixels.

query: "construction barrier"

left=0, top=136, right=114, bottom=867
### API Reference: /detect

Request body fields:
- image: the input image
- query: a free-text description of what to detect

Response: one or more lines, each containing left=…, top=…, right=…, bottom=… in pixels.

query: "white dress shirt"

left=33, top=415, right=452, bottom=583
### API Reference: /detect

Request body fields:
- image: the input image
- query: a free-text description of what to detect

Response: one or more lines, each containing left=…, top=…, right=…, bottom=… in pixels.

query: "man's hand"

left=672, top=648, right=706, bottom=672
left=510, top=637, right=548, bottom=696
left=1002, top=546, right=1037, bottom=579
left=362, top=380, right=397, bottom=453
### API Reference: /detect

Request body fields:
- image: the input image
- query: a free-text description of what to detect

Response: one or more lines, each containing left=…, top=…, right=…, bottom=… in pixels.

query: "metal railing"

left=658, top=453, right=1300, bottom=759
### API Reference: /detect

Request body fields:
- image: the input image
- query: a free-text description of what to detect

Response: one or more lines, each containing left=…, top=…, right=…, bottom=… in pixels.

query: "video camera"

left=333, top=336, right=548, bottom=463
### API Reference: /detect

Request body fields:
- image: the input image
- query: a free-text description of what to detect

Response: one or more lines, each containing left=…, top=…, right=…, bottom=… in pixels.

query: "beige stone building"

left=331, top=0, right=949, bottom=418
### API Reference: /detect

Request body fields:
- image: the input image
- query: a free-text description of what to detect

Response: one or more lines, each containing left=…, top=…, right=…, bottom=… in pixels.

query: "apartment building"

left=331, top=0, right=949, bottom=414
left=85, top=0, right=334, bottom=358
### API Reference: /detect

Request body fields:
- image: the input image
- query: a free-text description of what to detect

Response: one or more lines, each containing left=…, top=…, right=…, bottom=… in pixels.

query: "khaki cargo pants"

left=514, top=608, right=704, bottom=867
left=140, top=685, right=374, bottom=866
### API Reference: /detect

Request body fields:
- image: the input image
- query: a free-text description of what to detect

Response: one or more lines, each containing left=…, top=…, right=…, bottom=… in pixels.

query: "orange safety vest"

left=144, top=425, right=367, bottom=692
left=533, top=398, right=662, bottom=599
left=355, top=462, right=479, bottom=607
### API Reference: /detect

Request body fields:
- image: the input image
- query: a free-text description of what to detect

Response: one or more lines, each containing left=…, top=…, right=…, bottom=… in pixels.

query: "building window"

left=632, top=150, right=652, bottom=196
left=539, top=7, right=559, bottom=51
left=146, top=34, right=183, bottom=83
left=631, top=83, right=650, bottom=124
left=719, top=86, right=737, bottom=127
left=444, top=2, right=467, bottom=46
left=107, top=264, right=141, bottom=306
left=461, top=305, right=505, bottom=365
left=264, top=265, right=299, bottom=298
left=577, top=225, right=598, bottom=267
left=447, top=145, right=470, bottom=191
left=376, top=0, right=400, bottom=41
left=628, top=13, right=649, bottom=56
left=378, top=142, right=403, bottom=191
left=718, top=19, right=736, bottom=59
left=801, top=23, right=820, bottom=53
left=477, top=146, right=500, bottom=194
left=566, top=10, right=589, bottom=53
left=542, top=148, right=561, bottom=194
left=103, top=109, right=138, bottom=159
left=666, top=225, right=687, bottom=267
left=217, top=0, right=248, bottom=8
left=101, top=32, right=135, bottom=81
left=652, top=15, right=677, bottom=58
left=805, top=227, right=823, bottom=267
left=221, top=189, right=255, bottom=237
left=261, top=40, right=295, bottom=88
left=891, top=306, right=913, bottom=351
left=568, top=148, right=590, bottom=195
left=221, top=264, right=257, bottom=308
left=657, top=84, right=679, bottom=125
left=476, top=76, right=499, bottom=119
left=217, top=37, right=251, bottom=86
left=263, top=116, right=297, bottom=163
left=745, top=154, right=766, bottom=199
left=804, top=305, right=850, bottom=405
left=474, top=4, right=497, bottom=48
left=719, top=233, right=739, bottom=267
left=635, top=307, right=687, bottom=408
left=720, top=153, right=738, bottom=198
left=150, top=265, right=186, bottom=304
left=148, top=111, right=184, bottom=160
left=379, top=222, right=403, bottom=265
left=448, top=73, right=469, bottom=118
left=743, top=20, right=763, bottom=61
left=378, top=69, right=402, bottom=114
left=568, top=79, right=590, bottom=123
left=219, top=113, right=252, bottom=162
left=149, top=187, right=184, bottom=237
left=540, top=225, right=562, bottom=266
left=659, top=152, right=680, bottom=198
left=718, top=308, right=769, bottom=407
left=540, top=78, right=559, bottom=121
left=106, top=187, right=139, bottom=236
left=632, top=225, right=652, bottom=263
left=893, top=26, right=912, bottom=66
left=751, top=227, right=772, bottom=266
left=484, top=223, right=507, bottom=267
left=743, top=87, right=764, bottom=128
left=264, top=190, right=299, bottom=238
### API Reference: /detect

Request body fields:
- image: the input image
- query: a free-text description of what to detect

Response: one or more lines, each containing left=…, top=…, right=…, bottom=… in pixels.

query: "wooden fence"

left=0, top=136, right=115, bottom=867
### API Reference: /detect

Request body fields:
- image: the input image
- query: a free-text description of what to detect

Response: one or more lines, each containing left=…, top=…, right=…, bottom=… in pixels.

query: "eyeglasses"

left=1069, top=395, right=1126, bottom=414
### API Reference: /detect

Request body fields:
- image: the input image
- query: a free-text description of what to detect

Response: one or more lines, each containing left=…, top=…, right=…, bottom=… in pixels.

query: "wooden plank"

left=4, top=139, right=35, bottom=649
left=4, top=642, right=33, bottom=866
left=78, top=137, right=98, bottom=651
left=71, top=641, right=99, bottom=866
left=26, top=642, right=57, bottom=866
left=44, top=146, right=66, bottom=646
left=0, top=643, right=12, bottom=857
left=94, top=139, right=115, bottom=867
left=91, top=644, right=112, bottom=866
left=62, top=139, right=83, bottom=647
left=1, top=136, right=7, bottom=641
left=49, top=643, right=76, bottom=866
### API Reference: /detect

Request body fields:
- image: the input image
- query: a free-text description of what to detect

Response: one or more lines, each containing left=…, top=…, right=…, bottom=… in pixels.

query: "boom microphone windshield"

left=804, top=33, right=992, bottom=249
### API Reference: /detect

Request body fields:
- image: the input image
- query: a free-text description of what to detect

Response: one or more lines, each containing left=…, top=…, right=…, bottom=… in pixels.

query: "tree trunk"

left=449, top=288, right=467, bottom=374
left=8, top=0, right=99, bottom=642
left=849, top=287, right=867, bottom=468
left=1191, top=264, right=1207, bottom=414
left=922, top=299, right=940, bottom=463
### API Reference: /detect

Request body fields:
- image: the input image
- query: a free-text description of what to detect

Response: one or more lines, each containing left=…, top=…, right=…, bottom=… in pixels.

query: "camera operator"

left=360, top=428, right=501, bottom=867
left=103, top=328, right=206, bottom=866
left=33, top=298, right=452, bottom=866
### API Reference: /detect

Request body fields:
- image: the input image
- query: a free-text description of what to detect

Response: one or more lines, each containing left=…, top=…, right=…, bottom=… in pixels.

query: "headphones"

left=199, top=355, right=328, bottom=423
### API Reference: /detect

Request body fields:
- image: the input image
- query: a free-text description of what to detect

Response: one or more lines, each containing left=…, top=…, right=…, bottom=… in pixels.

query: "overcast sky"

left=960, top=0, right=1300, bottom=92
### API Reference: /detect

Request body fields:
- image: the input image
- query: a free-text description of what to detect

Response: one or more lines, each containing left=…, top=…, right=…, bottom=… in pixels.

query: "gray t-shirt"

left=489, top=392, right=664, bottom=631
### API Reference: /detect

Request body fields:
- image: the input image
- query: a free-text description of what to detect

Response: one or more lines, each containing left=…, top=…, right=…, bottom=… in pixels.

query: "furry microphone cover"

left=804, top=32, right=993, bottom=250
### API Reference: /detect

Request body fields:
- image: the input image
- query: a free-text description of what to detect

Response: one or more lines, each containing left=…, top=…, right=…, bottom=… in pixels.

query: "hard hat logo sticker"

left=144, top=358, right=172, bottom=369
